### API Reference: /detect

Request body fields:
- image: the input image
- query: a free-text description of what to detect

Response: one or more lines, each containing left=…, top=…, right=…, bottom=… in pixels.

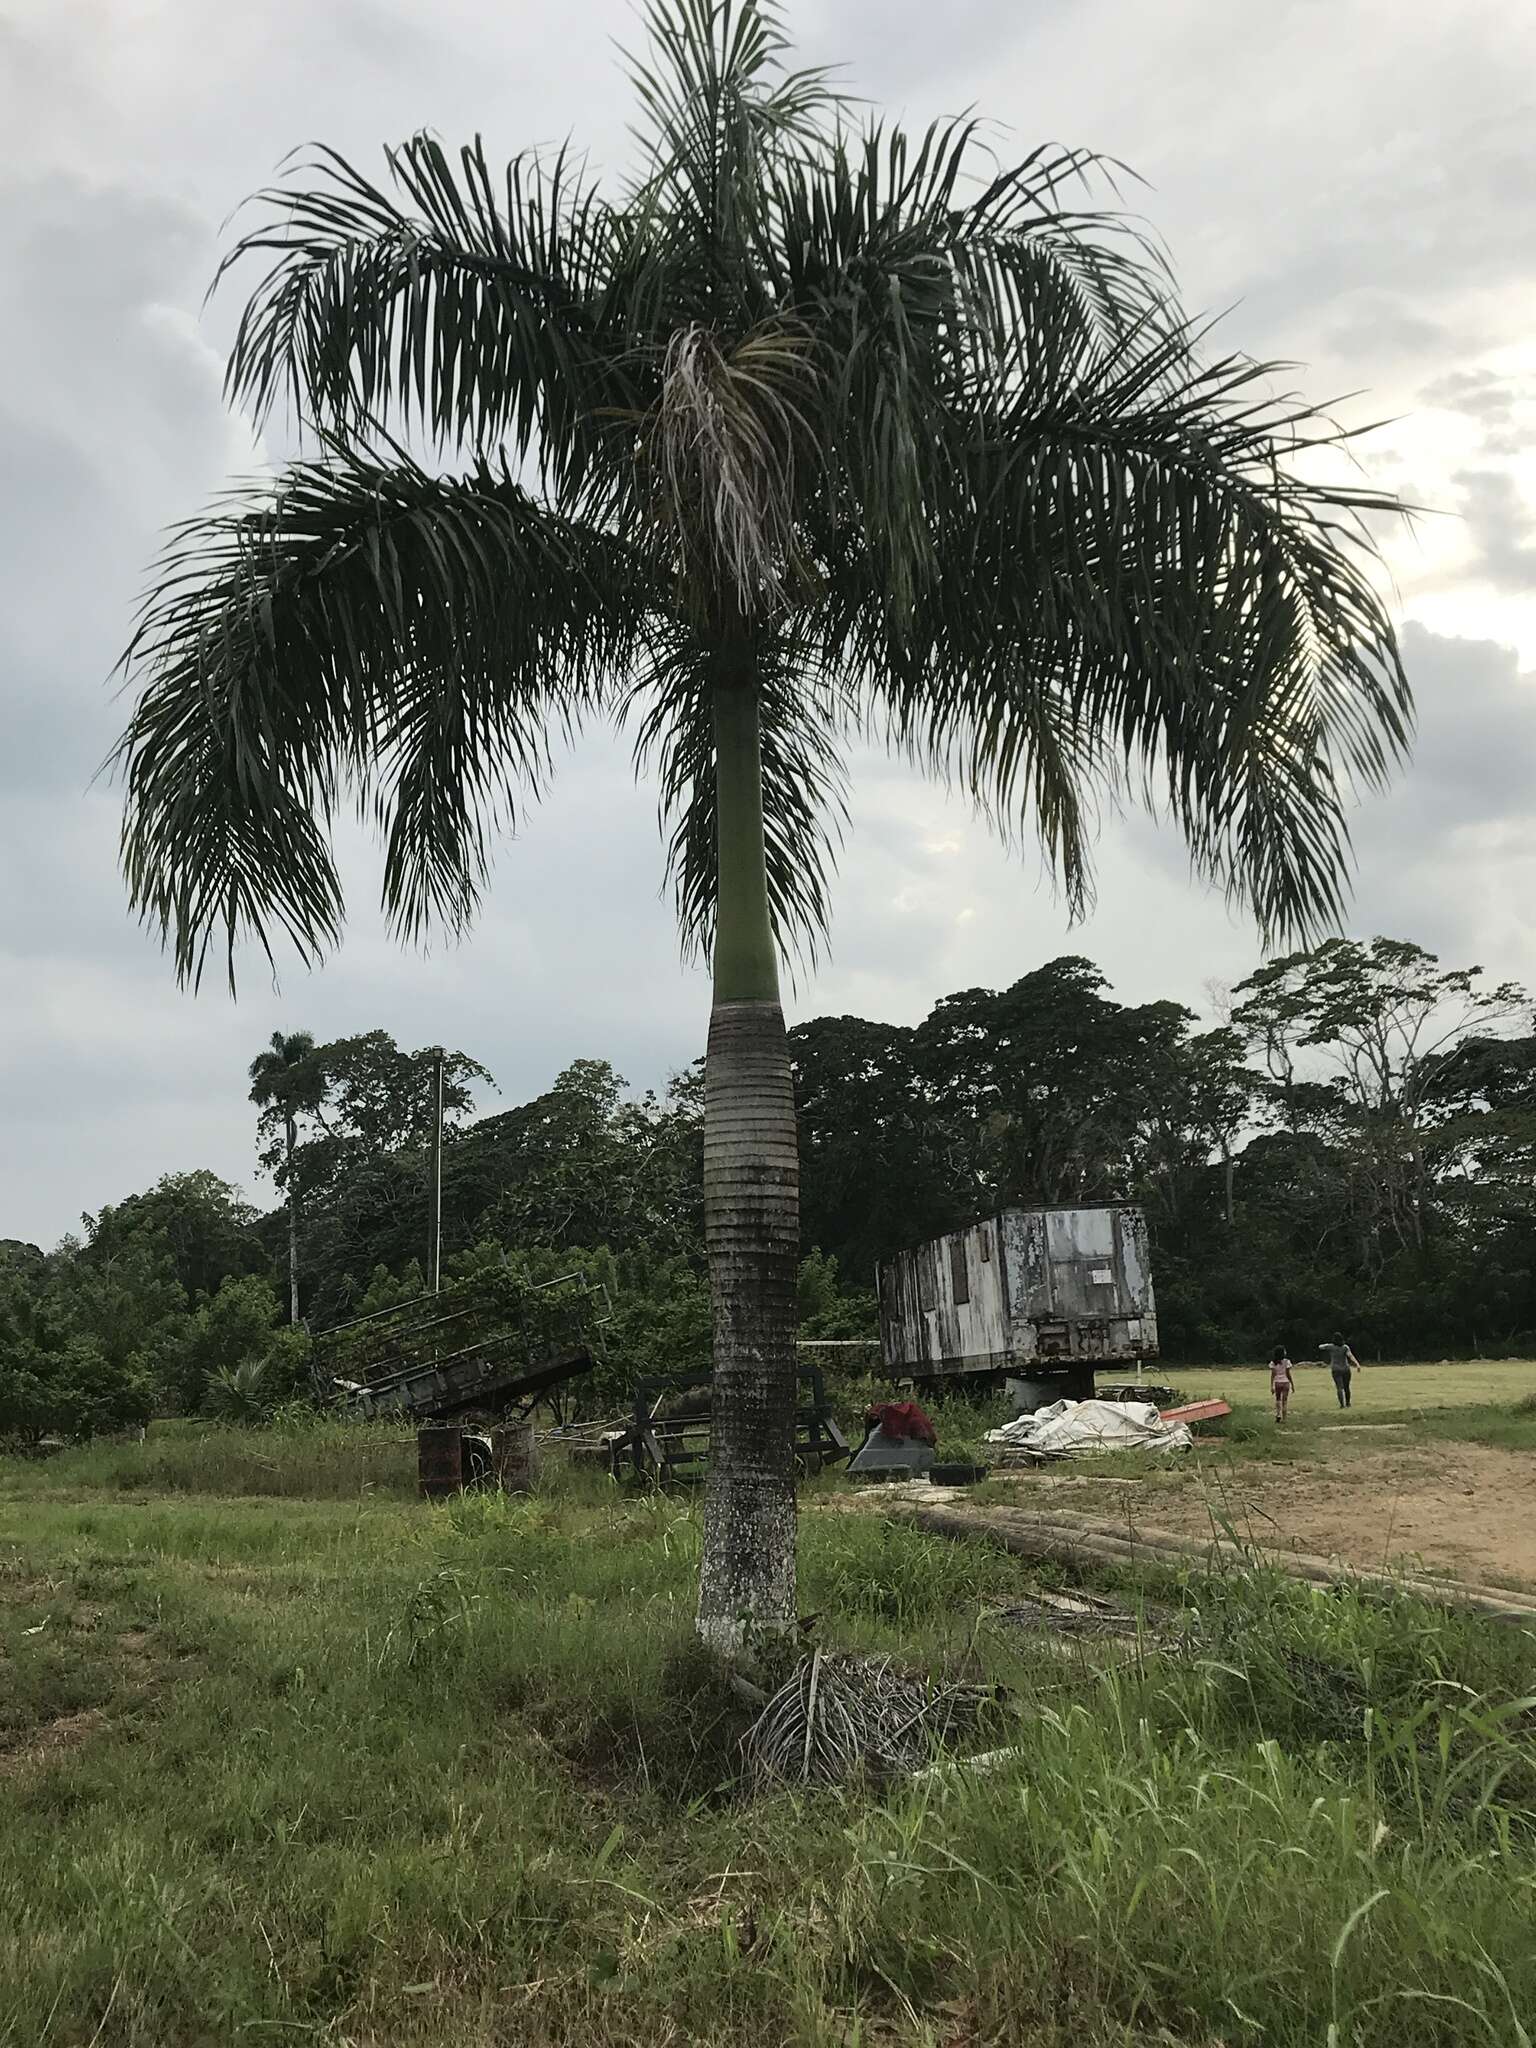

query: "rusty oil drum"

left=491, top=1421, right=538, bottom=1494
left=417, top=1425, right=464, bottom=1500
left=419, top=1423, right=534, bottom=1498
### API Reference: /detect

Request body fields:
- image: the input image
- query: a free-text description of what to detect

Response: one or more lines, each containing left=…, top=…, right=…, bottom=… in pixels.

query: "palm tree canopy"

left=116, top=0, right=1410, bottom=989
left=248, top=1030, right=324, bottom=1114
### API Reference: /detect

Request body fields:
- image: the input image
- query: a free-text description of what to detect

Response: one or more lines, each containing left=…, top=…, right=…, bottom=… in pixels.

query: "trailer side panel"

left=878, top=1205, right=1158, bottom=1377
left=877, top=1217, right=1014, bottom=1374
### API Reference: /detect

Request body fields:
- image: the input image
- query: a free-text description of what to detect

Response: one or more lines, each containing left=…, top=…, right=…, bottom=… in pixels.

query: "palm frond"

left=219, top=133, right=648, bottom=495
left=847, top=319, right=1409, bottom=939
left=963, top=140, right=1177, bottom=344
left=116, top=0, right=1410, bottom=985
left=626, top=626, right=849, bottom=968
left=867, top=635, right=1109, bottom=921
left=114, top=449, right=649, bottom=988
left=763, top=123, right=1179, bottom=622
left=625, top=0, right=839, bottom=269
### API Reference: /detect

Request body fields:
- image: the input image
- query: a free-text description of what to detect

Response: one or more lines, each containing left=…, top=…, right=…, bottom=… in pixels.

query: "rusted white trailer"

left=877, top=1206, right=1157, bottom=1395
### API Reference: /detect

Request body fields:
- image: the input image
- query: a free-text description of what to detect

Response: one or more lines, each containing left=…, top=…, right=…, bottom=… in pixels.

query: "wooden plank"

left=1158, top=1398, right=1231, bottom=1425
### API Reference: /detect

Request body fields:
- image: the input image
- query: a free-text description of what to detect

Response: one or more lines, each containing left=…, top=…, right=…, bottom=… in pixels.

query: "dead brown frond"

left=742, top=1649, right=1008, bottom=1789
left=649, top=321, right=817, bottom=603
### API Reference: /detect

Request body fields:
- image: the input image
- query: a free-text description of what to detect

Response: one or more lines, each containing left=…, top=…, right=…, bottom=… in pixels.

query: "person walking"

left=1270, top=1346, right=1295, bottom=1424
left=1319, top=1333, right=1361, bottom=1408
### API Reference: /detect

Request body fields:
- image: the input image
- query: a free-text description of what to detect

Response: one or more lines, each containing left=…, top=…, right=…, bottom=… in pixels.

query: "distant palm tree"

left=248, top=1030, right=324, bottom=1324
left=116, top=0, right=1408, bottom=1651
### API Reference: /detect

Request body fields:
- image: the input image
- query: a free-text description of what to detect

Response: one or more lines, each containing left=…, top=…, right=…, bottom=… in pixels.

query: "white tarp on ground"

left=985, top=1398, right=1193, bottom=1460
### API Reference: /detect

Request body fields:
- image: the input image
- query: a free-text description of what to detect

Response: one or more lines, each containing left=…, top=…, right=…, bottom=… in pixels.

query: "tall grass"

left=2, top=1437, right=1535, bottom=2044
left=2, top=1415, right=419, bottom=1500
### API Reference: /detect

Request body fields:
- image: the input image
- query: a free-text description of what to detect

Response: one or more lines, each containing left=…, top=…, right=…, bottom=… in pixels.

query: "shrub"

left=163, top=1274, right=311, bottom=1414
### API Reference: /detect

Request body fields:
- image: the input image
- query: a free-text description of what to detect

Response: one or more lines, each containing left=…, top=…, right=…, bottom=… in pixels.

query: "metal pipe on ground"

left=913, top=1508, right=1239, bottom=1588
left=895, top=1505, right=1536, bottom=1628
left=899, top=1507, right=1172, bottom=1578
left=966, top=1506, right=1536, bottom=1617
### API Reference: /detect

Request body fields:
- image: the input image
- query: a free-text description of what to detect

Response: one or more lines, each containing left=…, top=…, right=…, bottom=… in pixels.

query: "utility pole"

left=427, top=1045, right=445, bottom=1294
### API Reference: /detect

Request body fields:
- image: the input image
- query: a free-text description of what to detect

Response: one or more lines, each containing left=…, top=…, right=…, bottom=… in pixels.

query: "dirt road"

left=985, top=1438, right=1536, bottom=1590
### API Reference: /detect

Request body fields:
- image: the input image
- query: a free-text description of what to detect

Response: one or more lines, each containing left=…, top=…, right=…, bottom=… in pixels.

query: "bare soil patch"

left=1019, top=1440, right=1536, bottom=1590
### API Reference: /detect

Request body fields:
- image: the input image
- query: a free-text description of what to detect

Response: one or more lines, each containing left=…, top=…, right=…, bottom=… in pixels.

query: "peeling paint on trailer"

left=877, top=1206, right=1158, bottom=1379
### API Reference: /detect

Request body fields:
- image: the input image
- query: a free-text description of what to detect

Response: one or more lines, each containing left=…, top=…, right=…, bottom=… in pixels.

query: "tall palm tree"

left=116, top=0, right=1408, bottom=1651
left=248, top=1029, right=323, bottom=1324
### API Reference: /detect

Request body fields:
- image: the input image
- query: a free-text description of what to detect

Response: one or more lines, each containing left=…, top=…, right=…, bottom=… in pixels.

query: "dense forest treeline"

left=5, top=934, right=1536, bottom=1438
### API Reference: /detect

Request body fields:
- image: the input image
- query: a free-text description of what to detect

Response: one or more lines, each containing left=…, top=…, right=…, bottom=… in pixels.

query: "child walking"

left=1270, top=1346, right=1294, bottom=1423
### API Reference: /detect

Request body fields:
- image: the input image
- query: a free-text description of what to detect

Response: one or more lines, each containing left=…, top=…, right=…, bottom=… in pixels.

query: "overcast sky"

left=2, top=0, right=1535, bottom=1247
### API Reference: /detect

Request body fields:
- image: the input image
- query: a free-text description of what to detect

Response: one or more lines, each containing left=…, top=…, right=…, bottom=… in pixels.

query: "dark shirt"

left=1320, top=1343, right=1352, bottom=1374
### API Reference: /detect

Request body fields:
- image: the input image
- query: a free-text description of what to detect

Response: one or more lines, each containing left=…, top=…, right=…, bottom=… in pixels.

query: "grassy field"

left=5, top=1428, right=1536, bottom=2045
left=1183, top=1355, right=1536, bottom=1418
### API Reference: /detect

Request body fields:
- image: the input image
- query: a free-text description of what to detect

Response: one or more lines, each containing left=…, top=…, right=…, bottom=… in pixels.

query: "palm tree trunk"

left=696, top=681, right=799, bottom=1655
left=285, top=1114, right=300, bottom=1326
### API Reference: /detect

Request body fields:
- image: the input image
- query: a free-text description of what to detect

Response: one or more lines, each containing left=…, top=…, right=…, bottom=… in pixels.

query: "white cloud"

left=3, top=0, right=1536, bottom=1244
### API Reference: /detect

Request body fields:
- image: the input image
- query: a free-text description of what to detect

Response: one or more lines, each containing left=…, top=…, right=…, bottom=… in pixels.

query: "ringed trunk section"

left=696, top=997, right=800, bottom=1650
left=696, top=681, right=801, bottom=1654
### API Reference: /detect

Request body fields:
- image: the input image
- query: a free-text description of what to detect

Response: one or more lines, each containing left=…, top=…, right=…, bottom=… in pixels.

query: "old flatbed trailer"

left=878, top=1205, right=1157, bottom=1401
left=313, top=1271, right=608, bottom=1425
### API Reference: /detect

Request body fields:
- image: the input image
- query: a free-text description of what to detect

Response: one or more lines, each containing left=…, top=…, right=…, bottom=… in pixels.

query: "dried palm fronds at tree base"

left=984, top=1586, right=1196, bottom=1666
left=743, top=1650, right=1009, bottom=1788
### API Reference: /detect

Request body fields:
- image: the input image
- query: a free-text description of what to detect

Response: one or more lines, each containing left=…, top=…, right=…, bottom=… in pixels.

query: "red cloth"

left=865, top=1400, right=937, bottom=1446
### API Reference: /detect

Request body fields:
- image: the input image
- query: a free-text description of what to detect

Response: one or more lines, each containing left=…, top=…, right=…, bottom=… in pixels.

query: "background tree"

left=0, top=1227, right=172, bottom=1442
left=249, top=1031, right=327, bottom=1322
left=1141, top=1028, right=1256, bottom=1230
left=286, top=1058, right=700, bottom=1326
left=264, top=1031, right=493, bottom=1321
left=792, top=1015, right=955, bottom=1278
left=84, top=1169, right=266, bottom=1304
left=9, top=940, right=1536, bottom=1441
left=65, top=1227, right=187, bottom=1393
left=114, top=2, right=1407, bottom=1648
left=792, top=949, right=1536, bottom=1361
left=451, top=1060, right=702, bottom=1262
left=1233, top=939, right=1527, bottom=1263
left=167, top=1274, right=311, bottom=1419
left=1427, top=1029, right=1536, bottom=1218
left=918, top=961, right=1194, bottom=1212
left=283, top=1032, right=492, bottom=1209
